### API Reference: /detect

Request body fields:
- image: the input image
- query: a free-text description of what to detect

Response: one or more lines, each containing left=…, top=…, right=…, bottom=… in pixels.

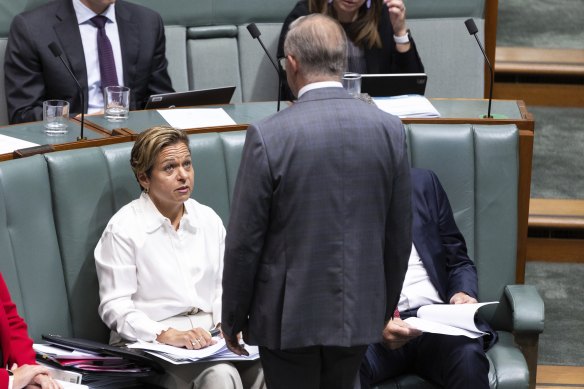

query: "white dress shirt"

left=95, top=193, right=225, bottom=342
left=398, top=243, right=443, bottom=312
left=297, top=81, right=343, bottom=99
left=73, top=0, right=124, bottom=113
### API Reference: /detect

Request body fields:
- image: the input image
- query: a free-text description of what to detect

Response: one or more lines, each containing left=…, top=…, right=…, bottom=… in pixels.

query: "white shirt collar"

left=140, top=193, right=198, bottom=233
left=297, top=81, right=343, bottom=99
left=73, top=0, right=117, bottom=24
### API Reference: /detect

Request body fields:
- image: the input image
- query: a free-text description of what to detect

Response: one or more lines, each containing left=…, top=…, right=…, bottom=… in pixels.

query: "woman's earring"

left=144, top=188, right=149, bottom=194
left=366, top=0, right=371, bottom=8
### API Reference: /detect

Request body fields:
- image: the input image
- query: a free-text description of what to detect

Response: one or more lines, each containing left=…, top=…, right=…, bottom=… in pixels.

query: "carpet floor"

left=525, top=262, right=584, bottom=366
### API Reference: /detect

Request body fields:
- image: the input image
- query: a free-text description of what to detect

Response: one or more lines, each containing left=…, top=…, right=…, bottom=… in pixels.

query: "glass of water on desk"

left=104, top=86, right=130, bottom=121
left=43, top=99, right=69, bottom=135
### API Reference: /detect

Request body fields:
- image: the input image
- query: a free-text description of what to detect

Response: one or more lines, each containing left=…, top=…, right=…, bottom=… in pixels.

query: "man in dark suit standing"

left=221, top=13, right=412, bottom=389
left=359, top=168, right=495, bottom=389
left=4, top=0, right=174, bottom=124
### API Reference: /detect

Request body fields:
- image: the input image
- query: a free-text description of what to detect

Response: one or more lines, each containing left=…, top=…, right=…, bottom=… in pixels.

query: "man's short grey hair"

left=283, top=14, right=347, bottom=79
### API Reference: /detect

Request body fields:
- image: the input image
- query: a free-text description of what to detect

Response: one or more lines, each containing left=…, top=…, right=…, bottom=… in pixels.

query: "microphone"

left=48, top=42, right=86, bottom=140
left=465, top=18, right=494, bottom=119
left=246, top=23, right=282, bottom=111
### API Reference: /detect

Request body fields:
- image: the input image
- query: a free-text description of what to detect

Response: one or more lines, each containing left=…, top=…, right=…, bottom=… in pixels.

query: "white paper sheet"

left=373, top=95, right=441, bottom=118
left=158, top=108, right=237, bottom=129
left=404, top=301, right=498, bottom=338
left=0, top=134, right=39, bottom=154
left=128, top=338, right=260, bottom=365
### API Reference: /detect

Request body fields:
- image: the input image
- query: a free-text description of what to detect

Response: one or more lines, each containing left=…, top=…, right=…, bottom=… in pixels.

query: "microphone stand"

left=247, top=23, right=282, bottom=112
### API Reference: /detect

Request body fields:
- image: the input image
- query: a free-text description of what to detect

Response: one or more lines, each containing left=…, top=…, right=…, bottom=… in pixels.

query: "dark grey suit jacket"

left=222, top=87, right=412, bottom=350
left=4, top=0, right=174, bottom=124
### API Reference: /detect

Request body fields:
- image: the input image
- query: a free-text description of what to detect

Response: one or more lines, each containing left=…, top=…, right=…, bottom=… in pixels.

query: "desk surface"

left=80, top=99, right=528, bottom=134
left=0, top=120, right=104, bottom=145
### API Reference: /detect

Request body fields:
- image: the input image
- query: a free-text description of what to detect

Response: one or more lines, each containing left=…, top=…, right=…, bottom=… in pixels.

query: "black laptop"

left=361, top=73, right=427, bottom=97
left=145, top=86, right=236, bottom=109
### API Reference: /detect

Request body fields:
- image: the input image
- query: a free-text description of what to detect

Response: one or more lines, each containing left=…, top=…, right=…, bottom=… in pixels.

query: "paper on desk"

left=404, top=301, right=498, bottom=338
left=158, top=108, right=237, bottom=129
left=373, top=95, right=441, bottom=118
left=34, top=344, right=112, bottom=359
left=0, top=134, right=39, bottom=154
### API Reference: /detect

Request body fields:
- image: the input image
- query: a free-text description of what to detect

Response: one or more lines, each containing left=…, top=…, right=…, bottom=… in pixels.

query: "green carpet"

left=497, top=0, right=584, bottom=49
left=530, top=106, right=584, bottom=199
left=525, top=262, right=584, bottom=366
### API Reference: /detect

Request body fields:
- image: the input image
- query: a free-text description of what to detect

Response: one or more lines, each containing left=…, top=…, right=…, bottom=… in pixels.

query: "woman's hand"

left=156, top=327, right=216, bottom=350
left=384, top=0, right=407, bottom=36
left=10, top=364, right=62, bottom=389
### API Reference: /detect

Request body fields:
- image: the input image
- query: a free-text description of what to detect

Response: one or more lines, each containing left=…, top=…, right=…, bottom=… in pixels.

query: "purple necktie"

left=91, top=15, right=118, bottom=89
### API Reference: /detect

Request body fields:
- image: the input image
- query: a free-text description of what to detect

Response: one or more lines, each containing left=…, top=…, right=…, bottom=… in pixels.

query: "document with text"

left=404, top=302, right=498, bottom=338
left=373, top=95, right=441, bottom=118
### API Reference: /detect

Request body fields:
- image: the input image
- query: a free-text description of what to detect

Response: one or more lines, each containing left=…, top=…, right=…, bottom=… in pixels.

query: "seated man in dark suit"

left=4, top=0, right=174, bottom=124
left=360, top=168, right=496, bottom=389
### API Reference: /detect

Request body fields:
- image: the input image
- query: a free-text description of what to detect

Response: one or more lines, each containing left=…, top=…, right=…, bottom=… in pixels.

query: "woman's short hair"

left=130, top=126, right=190, bottom=187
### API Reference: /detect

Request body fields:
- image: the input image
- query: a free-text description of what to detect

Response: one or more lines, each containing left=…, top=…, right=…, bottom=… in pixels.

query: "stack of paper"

left=158, top=108, right=237, bottom=129
left=127, top=338, right=260, bottom=365
left=34, top=343, right=153, bottom=388
left=373, top=95, right=441, bottom=118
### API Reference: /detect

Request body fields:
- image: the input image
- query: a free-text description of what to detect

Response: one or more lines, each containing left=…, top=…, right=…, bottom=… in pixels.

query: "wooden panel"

left=529, top=199, right=584, bottom=229
left=496, top=47, right=584, bottom=76
left=526, top=238, right=584, bottom=262
left=485, top=0, right=499, bottom=98
left=493, top=82, right=584, bottom=107
left=537, top=365, right=584, bottom=386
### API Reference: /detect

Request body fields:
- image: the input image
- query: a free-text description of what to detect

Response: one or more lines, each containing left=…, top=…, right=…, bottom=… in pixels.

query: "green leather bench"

left=0, top=124, right=543, bottom=388
left=0, top=0, right=490, bottom=125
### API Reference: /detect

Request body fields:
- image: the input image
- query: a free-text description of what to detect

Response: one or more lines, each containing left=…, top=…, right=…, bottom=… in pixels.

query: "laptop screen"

left=361, top=73, right=427, bottom=97
left=145, top=86, right=236, bottom=109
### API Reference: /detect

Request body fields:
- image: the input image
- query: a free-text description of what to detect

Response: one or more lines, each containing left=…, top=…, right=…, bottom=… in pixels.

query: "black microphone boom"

left=48, top=42, right=86, bottom=140
left=246, top=23, right=282, bottom=111
left=464, top=18, right=493, bottom=119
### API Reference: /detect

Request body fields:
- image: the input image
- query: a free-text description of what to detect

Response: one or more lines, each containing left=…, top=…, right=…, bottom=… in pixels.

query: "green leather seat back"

left=45, top=147, right=136, bottom=342
left=407, top=124, right=519, bottom=311
left=0, top=155, right=72, bottom=341
left=187, top=133, right=231, bottom=225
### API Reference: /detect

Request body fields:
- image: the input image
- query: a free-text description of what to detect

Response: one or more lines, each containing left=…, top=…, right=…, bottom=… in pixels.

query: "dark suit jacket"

left=0, top=273, right=36, bottom=389
left=410, top=168, right=497, bottom=348
left=222, top=87, right=412, bottom=350
left=4, top=0, right=174, bottom=124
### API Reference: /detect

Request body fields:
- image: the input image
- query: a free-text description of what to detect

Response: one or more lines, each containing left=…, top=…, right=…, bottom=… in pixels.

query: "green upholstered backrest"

left=0, top=155, right=72, bottom=342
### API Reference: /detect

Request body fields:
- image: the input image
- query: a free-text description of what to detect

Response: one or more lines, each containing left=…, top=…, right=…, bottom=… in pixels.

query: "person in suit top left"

left=0, top=273, right=61, bottom=389
left=4, top=0, right=174, bottom=124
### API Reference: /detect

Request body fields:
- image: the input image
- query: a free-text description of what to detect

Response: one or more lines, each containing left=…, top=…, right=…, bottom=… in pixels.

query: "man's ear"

left=287, top=54, right=299, bottom=75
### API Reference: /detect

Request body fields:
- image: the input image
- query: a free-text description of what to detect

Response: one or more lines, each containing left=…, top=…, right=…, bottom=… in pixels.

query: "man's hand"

left=224, top=333, right=249, bottom=356
left=382, top=317, right=422, bottom=350
left=449, top=292, right=478, bottom=305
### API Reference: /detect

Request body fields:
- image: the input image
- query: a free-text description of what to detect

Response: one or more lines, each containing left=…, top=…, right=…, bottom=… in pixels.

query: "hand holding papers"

left=373, top=95, right=441, bottom=118
left=157, top=108, right=237, bottom=129
left=403, top=302, right=498, bottom=338
left=127, top=338, right=260, bottom=365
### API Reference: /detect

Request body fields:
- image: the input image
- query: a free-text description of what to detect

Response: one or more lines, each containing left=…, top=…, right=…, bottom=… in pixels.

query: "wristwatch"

left=6, top=370, right=13, bottom=376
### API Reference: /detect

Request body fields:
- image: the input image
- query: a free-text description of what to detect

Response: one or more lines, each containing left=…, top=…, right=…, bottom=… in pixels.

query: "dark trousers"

left=259, top=345, right=368, bottom=389
left=360, top=333, right=489, bottom=389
